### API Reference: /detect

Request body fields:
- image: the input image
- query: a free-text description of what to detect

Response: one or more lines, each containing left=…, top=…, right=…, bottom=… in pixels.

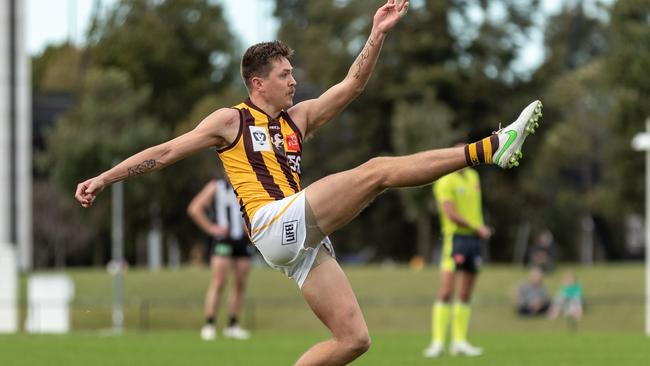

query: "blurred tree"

left=607, top=0, right=650, bottom=214
left=391, top=90, right=455, bottom=258
left=32, top=43, right=85, bottom=92
left=49, top=0, right=244, bottom=259
left=518, top=0, right=650, bottom=261
left=516, top=0, right=614, bottom=260
left=40, top=68, right=167, bottom=265
left=88, top=0, right=238, bottom=125
left=33, top=180, right=95, bottom=267
left=527, top=61, right=615, bottom=260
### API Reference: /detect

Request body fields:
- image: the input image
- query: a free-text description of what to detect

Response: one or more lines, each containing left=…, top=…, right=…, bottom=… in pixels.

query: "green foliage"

left=527, top=61, right=613, bottom=252
left=41, top=68, right=168, bottom=260
left=32, top=43, right=85, bottom=92
left=606, top=0, right=650, bottom=214
left=35, top=0, right=242, bottom=265
left=88, top=0, right=238, bottom=125
left=391, top=91, right=454, bottom=220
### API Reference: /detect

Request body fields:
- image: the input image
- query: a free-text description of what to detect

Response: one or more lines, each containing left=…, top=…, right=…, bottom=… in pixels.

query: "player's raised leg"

left=305, top=100, right=542, bottom=235
left=295, top=259, right=371, bottom=366
left=306, top=147, right=467, bottom=235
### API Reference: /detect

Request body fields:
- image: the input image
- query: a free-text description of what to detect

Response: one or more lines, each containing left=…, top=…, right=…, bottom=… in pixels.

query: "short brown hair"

left=241, top=41, right=294, bottom=90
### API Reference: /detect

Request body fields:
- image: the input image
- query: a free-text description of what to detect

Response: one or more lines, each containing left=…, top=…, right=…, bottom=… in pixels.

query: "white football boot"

left=492, top=100, right=543, bottom=168
left=422, top=342, right=444, bottom=358
left=223, top=325, right=251, bottom=340
left=200, top=324, right=216, bottom=341
left=450, top=341, right=483, bottom=357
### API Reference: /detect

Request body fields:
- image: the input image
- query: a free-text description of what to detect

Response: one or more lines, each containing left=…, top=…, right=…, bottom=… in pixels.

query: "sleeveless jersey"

left=218, top=99, right=303, bottom=233
left=214, top=179, right=245, bottom=241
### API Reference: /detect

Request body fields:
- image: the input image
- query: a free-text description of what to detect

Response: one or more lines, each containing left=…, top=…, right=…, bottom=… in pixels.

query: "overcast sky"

left=26, top=0, right=278, bottom=54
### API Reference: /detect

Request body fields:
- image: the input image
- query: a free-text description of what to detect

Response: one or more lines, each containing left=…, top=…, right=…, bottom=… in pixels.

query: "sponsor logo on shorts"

left=282, top=220, right=298, bottom=245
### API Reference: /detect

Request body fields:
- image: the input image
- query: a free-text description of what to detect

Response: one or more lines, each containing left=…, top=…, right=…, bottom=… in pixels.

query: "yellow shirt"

left=218, top=99, right=303, bottom=233
left=433, top=168, right=484, bottom=236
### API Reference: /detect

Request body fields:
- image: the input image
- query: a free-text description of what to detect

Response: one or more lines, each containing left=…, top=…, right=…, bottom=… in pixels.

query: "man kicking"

left=75, top=1, right=542, bottom=364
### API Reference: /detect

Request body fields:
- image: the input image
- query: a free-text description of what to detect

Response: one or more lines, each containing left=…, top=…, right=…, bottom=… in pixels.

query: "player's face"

left=263, top=58, right=296, bottom=110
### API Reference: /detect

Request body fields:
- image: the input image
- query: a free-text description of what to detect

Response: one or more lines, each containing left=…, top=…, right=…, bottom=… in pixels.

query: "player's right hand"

left=372, top=0, right=409, bottom=34
left=75, top=176, right=106, bottom=208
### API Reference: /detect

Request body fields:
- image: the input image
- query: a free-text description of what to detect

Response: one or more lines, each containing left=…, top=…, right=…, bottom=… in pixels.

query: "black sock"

left=228, top=315, right=238, bottom=327
left=205, top=316, right=215, bottom=325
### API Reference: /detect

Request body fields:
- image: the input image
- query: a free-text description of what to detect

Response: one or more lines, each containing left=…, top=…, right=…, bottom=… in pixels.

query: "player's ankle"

left=464, top=135, right=500, bottom=166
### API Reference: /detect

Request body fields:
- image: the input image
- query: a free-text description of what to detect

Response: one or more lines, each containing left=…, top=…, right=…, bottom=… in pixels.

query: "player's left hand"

left=372, top=0, right=409, bottom=34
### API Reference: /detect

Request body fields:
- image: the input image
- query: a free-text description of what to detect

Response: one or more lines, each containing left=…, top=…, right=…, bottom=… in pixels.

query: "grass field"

left=2, top=331, right=650, bottom=365
left=4, top=264, right=650, bottom=365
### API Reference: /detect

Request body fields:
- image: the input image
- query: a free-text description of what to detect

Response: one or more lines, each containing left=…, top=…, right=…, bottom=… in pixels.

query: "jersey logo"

left=272, top=133, right=284, bottom=150
left=250, top=126, right=271, bottom=152
left=287, top=154, right=301, bottom=174
left=286, top=132, right=300, bottom=152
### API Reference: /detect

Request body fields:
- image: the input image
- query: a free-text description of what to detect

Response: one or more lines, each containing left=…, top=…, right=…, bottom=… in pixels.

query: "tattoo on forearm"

left=353, top=36, right=375, bottom=79
left=127, top=159, right=157, bottom=177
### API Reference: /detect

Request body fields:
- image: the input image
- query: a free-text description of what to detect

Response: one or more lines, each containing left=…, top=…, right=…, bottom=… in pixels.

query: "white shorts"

left=250, top=191, right=334, bottom=288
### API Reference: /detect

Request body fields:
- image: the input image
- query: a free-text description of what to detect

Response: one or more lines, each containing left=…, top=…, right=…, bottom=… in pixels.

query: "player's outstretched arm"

left=289, top=0, right=408, bottom=137
left=75, top=108, right=239, bottom=208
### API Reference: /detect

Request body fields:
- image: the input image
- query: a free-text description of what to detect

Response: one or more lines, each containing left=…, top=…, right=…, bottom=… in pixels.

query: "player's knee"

left=346, top=331, right=371, bottom=356
left=359, top=157, right=391, bottom=189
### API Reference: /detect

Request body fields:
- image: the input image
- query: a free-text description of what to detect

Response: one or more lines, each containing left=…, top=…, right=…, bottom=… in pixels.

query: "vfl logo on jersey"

left=272, top=133, right=284, bottom=150
left=250, top=126, right=271, bottom=152
left=286, top=132, right=300, bottom=152
left=282, top=220, right=298, bottom=245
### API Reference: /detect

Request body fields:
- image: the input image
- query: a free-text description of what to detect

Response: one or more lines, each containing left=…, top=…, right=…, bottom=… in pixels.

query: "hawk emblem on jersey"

left=249, top=126, right=271, bottom=152
left=286, top=132, right=300, bottom=152
left=272, top=133, right=284, bottom=150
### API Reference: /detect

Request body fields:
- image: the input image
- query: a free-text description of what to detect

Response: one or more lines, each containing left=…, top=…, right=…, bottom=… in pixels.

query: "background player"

left=424, top=145, right=493, bottom=358
left=188, top=178, right=253, bottom=341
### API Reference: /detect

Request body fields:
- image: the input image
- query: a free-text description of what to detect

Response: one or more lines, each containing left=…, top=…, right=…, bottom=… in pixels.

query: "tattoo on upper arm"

left=127, top=159, right=157, bottom=177
left=353, top=36, right=375, bottom=79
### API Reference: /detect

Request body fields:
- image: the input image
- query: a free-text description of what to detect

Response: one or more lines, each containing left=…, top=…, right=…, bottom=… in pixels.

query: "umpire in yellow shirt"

left=423, top=157, right=492, bottom=358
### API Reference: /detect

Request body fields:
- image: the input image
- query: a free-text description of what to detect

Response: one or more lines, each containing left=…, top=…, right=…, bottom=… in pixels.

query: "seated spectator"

left=548, top=271, right=583, bottom=321
left=517, top=267, right=551, bottom=316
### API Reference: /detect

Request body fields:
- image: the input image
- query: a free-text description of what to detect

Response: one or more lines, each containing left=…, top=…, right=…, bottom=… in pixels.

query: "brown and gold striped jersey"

left=218, top=99, right=303, bottom=233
